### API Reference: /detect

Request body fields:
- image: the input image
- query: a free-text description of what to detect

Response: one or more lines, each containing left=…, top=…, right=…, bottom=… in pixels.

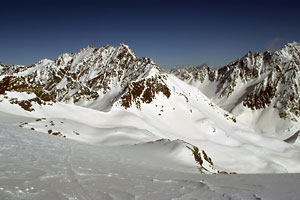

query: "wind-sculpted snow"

left=1, top=98, right=300, bottom=174
left=1, top=121, right=300, bottom=200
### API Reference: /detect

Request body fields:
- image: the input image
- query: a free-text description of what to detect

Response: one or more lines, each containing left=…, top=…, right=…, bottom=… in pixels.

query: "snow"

left=15, top=59, right=53, bottom=76
left=56, top=77, right=68, bottom=89
left=1, top=81, right=300, bottom=174
left=170, top=42, right=300, bottom=140
left=1, top=42, right=300, bottom=199
left=5, top=91, right=37, bottom=101
left=1, top=117, right=300, bottom=200
left=71, top=47, right=95, bottom=69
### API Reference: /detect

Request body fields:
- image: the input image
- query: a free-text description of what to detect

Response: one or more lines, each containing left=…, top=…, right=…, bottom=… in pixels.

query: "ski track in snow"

left=1, top=122, right=300, bottom=200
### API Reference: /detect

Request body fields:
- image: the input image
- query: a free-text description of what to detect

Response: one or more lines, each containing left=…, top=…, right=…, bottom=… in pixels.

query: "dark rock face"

left=121, top=75, right=171, bottom=110
left=169, top=42, right=300, bottom=121
left=169, top=65, right=215, bottom=83
left=0, top=44, right=170, bottom=111
left=0, top=76, right=55, bottom=111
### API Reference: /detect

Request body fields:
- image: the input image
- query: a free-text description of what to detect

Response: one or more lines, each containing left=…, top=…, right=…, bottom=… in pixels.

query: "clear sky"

left=1, top=0, right=300, bottom=68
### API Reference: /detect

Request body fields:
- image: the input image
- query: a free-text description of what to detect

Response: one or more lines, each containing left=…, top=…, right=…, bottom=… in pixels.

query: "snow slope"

left=1, top=89, right=300, bottom=174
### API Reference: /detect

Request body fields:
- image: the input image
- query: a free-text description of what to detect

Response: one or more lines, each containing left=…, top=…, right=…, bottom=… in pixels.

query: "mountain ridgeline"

left=0, top=42, right=300, bottom=135
left=0, top=44, right=170, bottom=112
left=1, top=42, right=300, bottom=174
left=169, top=42, right=300, bottom=122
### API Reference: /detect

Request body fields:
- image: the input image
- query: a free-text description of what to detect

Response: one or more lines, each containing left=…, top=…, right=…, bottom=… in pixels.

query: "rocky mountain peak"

left=281, top=41, right=300, bottom=50
left=0, top=44, right=167, bottom=112
left=170, top=42, right=300, bottom=122
left=168, top=64, right=215, bottom=84
left=116, top=43, right=137, bottom=59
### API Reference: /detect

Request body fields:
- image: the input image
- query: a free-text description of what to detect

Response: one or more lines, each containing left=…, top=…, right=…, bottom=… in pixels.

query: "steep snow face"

left=169, top=42, right=300, bottom=136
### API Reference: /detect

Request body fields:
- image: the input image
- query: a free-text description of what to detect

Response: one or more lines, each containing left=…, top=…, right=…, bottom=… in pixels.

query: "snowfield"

left=1, top=119, right=300, bottom=200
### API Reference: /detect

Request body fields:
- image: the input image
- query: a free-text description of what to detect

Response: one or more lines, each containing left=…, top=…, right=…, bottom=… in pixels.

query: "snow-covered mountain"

left=1, top=43, right=300, bottom=175
left=0, top=44, right=168, bottom=111
left=169, top=42, right=300, bottom=137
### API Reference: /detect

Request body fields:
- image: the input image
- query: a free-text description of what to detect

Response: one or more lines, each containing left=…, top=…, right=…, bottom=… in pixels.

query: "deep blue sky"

left=1, top=0, right=300, bottom=68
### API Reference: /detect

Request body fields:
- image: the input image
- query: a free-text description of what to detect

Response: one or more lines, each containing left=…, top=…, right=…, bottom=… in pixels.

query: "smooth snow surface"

left=1, top=121, right=300, bottom=200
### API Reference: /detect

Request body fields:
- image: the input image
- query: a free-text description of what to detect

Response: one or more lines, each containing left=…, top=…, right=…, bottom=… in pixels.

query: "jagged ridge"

left=0, top=44, right=171, bottom=111
left=169, top=42, right=300, bottom=121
